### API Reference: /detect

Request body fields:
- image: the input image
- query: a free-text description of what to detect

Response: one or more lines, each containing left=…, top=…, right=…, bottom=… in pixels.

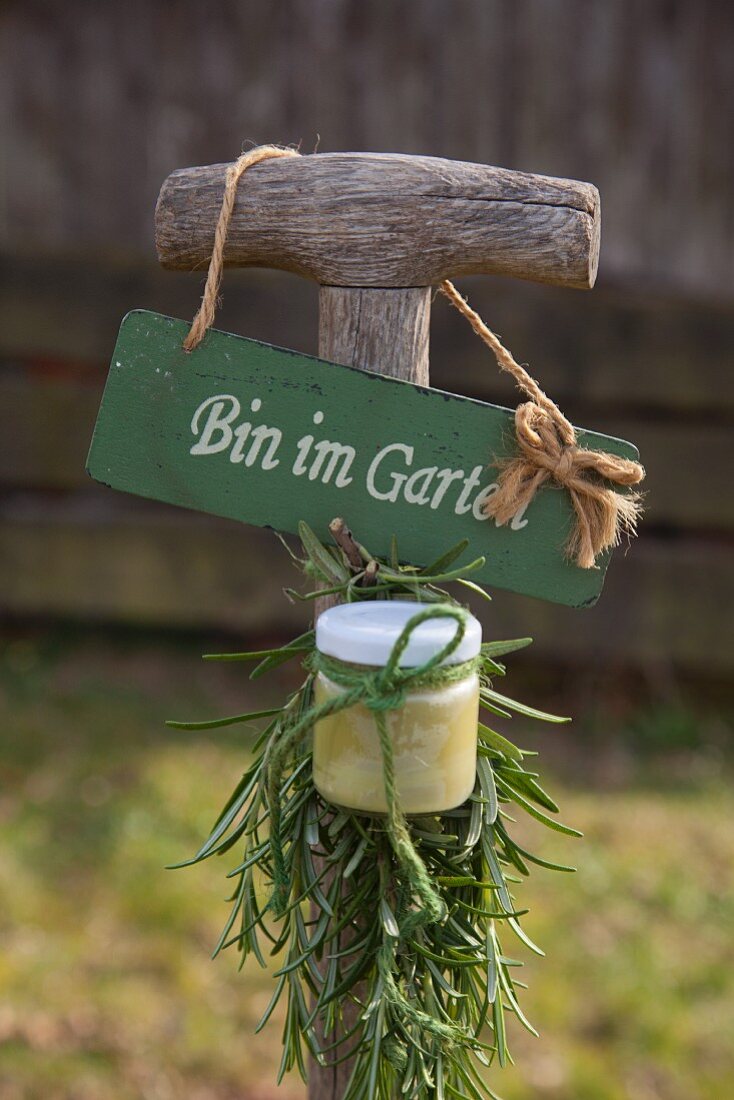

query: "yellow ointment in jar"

left=312, top=601, right=481, bottom=815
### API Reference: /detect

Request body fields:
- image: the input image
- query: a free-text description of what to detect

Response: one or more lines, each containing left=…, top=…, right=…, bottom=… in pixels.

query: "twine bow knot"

left=439, top=280, right=645, bottom=568
left=515, top=403, right=578, bottom=481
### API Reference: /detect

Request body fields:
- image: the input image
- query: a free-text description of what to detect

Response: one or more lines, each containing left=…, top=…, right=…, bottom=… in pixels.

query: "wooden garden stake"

left=150, top=148, right=606, bottom=1098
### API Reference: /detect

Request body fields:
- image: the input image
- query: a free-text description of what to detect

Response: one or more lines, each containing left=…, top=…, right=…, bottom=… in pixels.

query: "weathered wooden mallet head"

left=155, top=152, right=600, bottom=291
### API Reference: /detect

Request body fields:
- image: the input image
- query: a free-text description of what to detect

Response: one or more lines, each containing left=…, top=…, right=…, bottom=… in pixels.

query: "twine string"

left=183, top=145, right=301, bottom=352
left=439, top=279, right=645, bottom=568
left=266, top=606, right=475, bottom=922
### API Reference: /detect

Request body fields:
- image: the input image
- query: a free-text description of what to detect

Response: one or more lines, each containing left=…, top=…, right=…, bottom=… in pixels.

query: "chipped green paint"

left=87, top=311, right=639, bottom=607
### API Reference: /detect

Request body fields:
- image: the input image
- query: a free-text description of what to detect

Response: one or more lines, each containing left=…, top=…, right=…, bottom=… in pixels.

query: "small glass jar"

left=312, top=601, right=481, bottom=815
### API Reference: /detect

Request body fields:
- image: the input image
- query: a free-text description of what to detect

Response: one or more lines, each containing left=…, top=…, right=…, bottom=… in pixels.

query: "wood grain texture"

left=155, top=153, right=600, bottom=290
left=318, top=286, right=431, bottom=385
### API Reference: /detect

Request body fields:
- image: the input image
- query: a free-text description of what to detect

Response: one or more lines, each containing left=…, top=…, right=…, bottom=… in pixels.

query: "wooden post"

left=154, top=148, right=601, bottom=1099
left=318, top=287, right=430, bottom=386
left=309, top=286, right=431, bottom=1098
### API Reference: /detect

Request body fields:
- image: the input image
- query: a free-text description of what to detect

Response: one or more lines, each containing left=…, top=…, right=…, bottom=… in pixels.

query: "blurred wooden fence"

left=1, top=0, right=732, bottom=676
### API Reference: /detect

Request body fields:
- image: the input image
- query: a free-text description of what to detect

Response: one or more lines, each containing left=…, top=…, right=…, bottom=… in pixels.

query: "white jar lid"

left=315, top=600, right=481, bottom=668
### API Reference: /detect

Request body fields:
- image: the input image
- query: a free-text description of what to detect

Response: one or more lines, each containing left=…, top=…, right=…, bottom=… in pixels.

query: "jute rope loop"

left=184, top=143, right=644, bottom=569
left=183, top=144, right=301, bottom=352
left=439, top=279, right=645, bottom=568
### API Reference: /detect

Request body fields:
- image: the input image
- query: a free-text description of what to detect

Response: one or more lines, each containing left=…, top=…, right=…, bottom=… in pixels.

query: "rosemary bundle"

left=169, top=522, right=580, bottom=1100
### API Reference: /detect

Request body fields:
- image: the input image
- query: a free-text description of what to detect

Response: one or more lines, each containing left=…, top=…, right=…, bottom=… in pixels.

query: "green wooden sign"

left=87, top=310, right=639, bottom=607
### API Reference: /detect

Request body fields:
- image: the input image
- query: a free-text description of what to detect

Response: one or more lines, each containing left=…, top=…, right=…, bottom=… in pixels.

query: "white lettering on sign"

left=366, top=443, right=413, bottom=502
left=455, top=466, right=483, bottom=514
left=191, top=394, right=282, bottom=469
left=188, top=393, right=531, bottom=532
left=308, top=440, right=356, bottom=486
left=292, top=412, right=356, bottom=486
left=190, top=394, right=240, bottom=455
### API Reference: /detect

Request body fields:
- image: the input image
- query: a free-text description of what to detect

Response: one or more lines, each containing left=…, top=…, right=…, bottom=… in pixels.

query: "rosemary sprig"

left=171, top=523, right=579, bottom=1100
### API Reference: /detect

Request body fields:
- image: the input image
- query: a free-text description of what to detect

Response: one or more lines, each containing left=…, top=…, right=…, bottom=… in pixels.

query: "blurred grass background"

left=2, top=628, right=732, bottom=1100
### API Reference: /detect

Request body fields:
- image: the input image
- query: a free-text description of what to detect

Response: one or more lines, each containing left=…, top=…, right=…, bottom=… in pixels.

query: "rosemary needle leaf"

left=506, top=916, right=545, bottom=958
left=481, top=637, right=533, bottom=658
left=501, top=770, right=561, bottom=814
left=477, top=755, right=499, bottom=824
left=343, top=836, right=370, bottom=878
left=379, top=899, right=400, bottom=939
left=478, top=724, right=524, bottom=763
left=390, top=533, right=400, bottom=569
left=420, top=538, right=470, bottom=576
left=493, top=993, right=507, bottom=1067
left=495, top=775, right=583, bottom=837
left=298, top=520, right=350, bottom=585
left=165, top=706, right=282, bottom=730
left=202, top=632, right=314, bottom=662
left=455, top=575, right=493, bottom=601
left=508, top=842, right=577, bottom=874
left=479, top=695, right=513, bottom=720
left=483, top=687, right=570, bottom=724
